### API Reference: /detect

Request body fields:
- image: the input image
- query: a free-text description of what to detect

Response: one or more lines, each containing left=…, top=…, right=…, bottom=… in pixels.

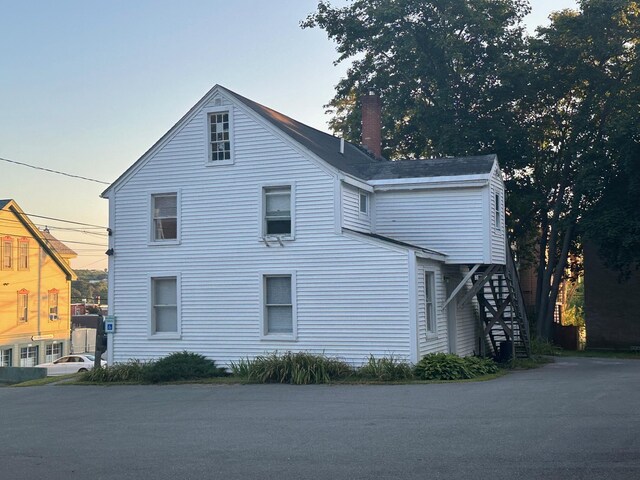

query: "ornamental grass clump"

left=231, top=351, right=353, bottom=384
left=357, top=355, right=413, bottom=381
left=413, top=353, right=498, bottom=380
left=81, top=360, right=148, bottom=383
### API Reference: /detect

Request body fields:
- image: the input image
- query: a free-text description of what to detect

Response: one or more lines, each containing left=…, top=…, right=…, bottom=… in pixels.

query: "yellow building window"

left=18, top=238, right=29, bottom=270
left=17, top=289, right=29, bottom=322
left=48, top=289, right=59, bottom=320
left=2, top=237, right=12, bottom=270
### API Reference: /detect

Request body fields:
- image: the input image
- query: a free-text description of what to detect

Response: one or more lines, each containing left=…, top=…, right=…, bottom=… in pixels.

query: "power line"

left=0, top=156, right=111, bottom=185
left=13, top=211, right=107, bottom=229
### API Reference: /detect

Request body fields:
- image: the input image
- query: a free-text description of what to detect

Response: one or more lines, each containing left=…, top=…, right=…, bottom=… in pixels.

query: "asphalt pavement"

left=1, top=356, right=639, bottom=479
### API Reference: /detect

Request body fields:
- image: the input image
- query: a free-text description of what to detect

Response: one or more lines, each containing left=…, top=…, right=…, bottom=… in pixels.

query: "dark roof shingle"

left=222, top=87, right=495, bottom=181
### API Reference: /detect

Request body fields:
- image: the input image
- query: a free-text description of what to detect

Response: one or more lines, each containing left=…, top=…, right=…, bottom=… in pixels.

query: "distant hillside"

left=72, top=269, right=108, bottom=304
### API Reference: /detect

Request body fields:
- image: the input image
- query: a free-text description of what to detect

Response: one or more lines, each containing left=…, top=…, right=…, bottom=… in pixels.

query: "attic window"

left=208, top=111, right=232, bottom=162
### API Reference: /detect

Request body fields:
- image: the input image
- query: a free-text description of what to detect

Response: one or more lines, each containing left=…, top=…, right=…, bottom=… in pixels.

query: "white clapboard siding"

left=416, top=258, right=449, bottom=357
left=342, top=183, right=371, bottom=233
left=489, top=168, right=507, bottom=265
left=375, top=188, right=486, bottom=264
left=109, top=92, right=412, bottom=366
left=443, top=265, right=477, bottom=357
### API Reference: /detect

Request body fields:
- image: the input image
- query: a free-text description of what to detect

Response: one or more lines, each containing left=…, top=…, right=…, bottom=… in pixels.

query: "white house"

left=101, top=85, right=528, bottom=366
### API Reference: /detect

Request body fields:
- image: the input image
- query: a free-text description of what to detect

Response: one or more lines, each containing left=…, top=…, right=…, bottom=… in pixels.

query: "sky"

left=0, top=0, right=577, bottom=270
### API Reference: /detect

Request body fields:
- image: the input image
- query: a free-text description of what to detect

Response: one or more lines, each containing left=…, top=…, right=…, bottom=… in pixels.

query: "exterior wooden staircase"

left=454, top=246, right=531, bottom=360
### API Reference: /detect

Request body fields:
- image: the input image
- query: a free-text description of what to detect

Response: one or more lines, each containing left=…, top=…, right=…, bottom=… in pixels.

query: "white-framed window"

left=425, top=271, right=437, bottom=336
left=262, top=273, right=297, bottom=339
left=206, top=107, right=234, bottom=165
left=18, top=238, right=29, bottom=270
left=17, top=289, right=28, bottom=323
left=263, top=186, right=293, bottom=238
left=359, top=190, right=369, bottom=215
left=2, top=236, right=12, bottom=270
left=48, top=289, right=59, bottom=320
left=150, top=275, right=180, bottom=337
left=45, top=342, right=63, bottom=363
left=20, top=346, right=38, bottom=367
left=495, top=192, right=501, bottom=230
left=151, top=193, right=179, bottom=243
left=0, top=348, right=12, bottom=367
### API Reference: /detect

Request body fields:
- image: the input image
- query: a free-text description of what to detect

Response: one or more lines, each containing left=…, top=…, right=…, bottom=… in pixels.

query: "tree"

left=305, top=0, right=640, bottom=340
left=302, top=0, right=532, bottom=159
left=520, top=0, right=640, bottom=338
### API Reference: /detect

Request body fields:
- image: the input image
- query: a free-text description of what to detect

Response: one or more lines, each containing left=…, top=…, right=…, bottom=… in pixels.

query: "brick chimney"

left=361, top=92, right=382, bottom=158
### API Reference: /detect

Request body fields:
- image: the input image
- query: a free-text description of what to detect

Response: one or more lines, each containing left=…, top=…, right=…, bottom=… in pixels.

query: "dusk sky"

left=0, top=0, right=577, bottom=269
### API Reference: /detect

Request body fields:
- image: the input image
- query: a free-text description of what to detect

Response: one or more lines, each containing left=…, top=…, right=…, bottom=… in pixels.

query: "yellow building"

left=0, top=199, right=76, bottom=367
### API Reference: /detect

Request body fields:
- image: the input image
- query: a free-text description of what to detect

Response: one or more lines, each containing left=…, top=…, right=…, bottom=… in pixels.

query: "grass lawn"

left=555, top=349, right=640, bottom=360
left=11, top=374, right=81, bottom=387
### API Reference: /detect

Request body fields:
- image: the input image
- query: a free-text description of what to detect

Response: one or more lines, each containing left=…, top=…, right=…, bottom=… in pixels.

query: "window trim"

left=424, top=270, right=438, bottom=339
left=0, top=348, right=12, bottom=367
left=260, top=271, right=297, bottom=341
left=148, top=190, right=181, bottom=246
left=19, top=345, right=39, bottom=367
left=148, top=273, right=181, bottom=340
left=2, top=236, right=13, bottom=270
left=18, top=238, right=29, bottom=270
left=358, top=190, right=369, bottom=217
left=17, top=289, right=28, bottom=323
left=204, top=106, right=234, bottom=166
left=260, top=183, right=296, bottom=241
left=494, top=192, right=502, bottom=231
left=48, top=289, right=59, bottom=321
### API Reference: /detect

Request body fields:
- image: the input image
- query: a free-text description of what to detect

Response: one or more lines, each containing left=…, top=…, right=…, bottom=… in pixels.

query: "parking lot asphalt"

left=1, top=356, right=639, bottom=480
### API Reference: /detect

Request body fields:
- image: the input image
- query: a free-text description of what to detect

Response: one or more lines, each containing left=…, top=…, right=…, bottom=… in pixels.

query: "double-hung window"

left=263, top=274, right=295, bottom=337
left=425, top=272, right=436, bottom=336
left=2, top=237, right=12, bottom=270
left=151, top=193, right=178, bottom=242
left=206, top=108, right=233, bottom=165
left=18, top=238, right=29, bottom=270
left=151, top=276, right=179, bottom=336
left=48, top=289, right=59, bottom=320
left=264, top=186, right=292, bottom=237
left=17, top=289, right=28, bottom=323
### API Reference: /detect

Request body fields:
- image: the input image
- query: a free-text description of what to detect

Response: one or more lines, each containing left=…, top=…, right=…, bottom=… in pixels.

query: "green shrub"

left=232, top=351, right=353, bottom=384
left=463, top=355, right=500, bottom=376
left=413, top=353, right=498, bottom=380
left=80, top=352, right=226, bottom=383
left=530, top=338, right=562, bottom=356
left=143, top=351, right=227, bottom=383
left=357, top=355, right=413, bottom=381
left=81, top=360, right=149, bottom=383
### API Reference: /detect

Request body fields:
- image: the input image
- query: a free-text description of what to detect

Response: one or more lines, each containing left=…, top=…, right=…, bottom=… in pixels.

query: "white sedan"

left=36, top=354, right=106, bottom=376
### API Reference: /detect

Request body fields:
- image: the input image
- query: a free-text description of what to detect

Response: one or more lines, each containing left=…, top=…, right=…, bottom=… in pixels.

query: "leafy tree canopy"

left=304, top=0, right=640, bottom=337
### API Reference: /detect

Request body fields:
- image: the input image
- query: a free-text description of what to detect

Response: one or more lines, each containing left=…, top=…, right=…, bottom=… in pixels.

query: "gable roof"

left=220, top=87, right=496, bottom=181
left=41, top=230, right=78, bottom=257
left=102, top=84, right=498, bottom=195
left=0, top=199, right=77, bottom=280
